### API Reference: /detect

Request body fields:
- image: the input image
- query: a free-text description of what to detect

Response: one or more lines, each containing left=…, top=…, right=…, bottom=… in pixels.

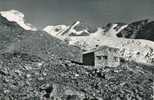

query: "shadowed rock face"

left=135, top=21, right=154, bottom=41
left=0, top=52, right=153, bottom=100
left=116, top=19, right=149, bottom=38
left=116, top=19, right=154, bottom=42
left=103, top=22, right=126, bottom=33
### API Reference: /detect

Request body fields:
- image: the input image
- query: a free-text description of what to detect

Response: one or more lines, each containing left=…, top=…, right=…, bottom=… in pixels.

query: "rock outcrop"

left=116, top=19, right=154, bottom=42
left=135, top=21, right=154, bottom=41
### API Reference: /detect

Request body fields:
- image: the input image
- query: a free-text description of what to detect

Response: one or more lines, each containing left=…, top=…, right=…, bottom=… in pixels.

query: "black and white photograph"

left=0, top=0, right=153, bottom=100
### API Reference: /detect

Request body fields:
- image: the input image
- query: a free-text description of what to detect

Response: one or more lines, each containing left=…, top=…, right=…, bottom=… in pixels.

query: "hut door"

left=82, top=52, right=95, bottom=66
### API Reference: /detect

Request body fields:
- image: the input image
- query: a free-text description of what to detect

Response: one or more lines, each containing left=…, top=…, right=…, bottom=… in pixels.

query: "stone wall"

left=95, top=47, right=121, bottom=67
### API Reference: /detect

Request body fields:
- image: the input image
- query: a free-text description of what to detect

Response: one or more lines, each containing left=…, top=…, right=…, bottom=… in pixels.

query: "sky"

left=0, top=0, right=154, bottom=29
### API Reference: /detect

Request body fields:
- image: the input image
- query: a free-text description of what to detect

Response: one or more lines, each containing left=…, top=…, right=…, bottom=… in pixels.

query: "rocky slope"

left=0, top=10, right=82, bottom=62
left=0, top=13, right=32, bottom=51
left=0, top=52, right=153, bottom=100
left=6, top=30, right=82, bottom=62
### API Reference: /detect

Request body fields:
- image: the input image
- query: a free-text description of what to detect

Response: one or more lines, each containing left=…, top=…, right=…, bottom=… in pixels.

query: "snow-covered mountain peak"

left=103, top=23, right=128, bottom=37
left=71, top=20, right=81, bottom=28
left=63, top=20, right=92, bottom=36
left=44, top=20, right=99, bottom=37
left=0, top=9, right=37, bottom=31
left=43, top=25, right=68, bottom=37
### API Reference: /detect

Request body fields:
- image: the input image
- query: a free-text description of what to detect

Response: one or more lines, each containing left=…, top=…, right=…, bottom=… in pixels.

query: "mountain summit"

left=0, top=10, right=37, bottom=31
left=43, top=21, right=98, bottom=37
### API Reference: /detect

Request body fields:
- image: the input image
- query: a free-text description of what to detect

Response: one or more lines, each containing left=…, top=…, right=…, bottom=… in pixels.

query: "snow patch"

left=43, top=21, right=93, bottom=37
left=43, top=25, right=68, bottom=37
left=104, top=24, right=128, bottom=37
left=0, top=10, right=37, bottom=31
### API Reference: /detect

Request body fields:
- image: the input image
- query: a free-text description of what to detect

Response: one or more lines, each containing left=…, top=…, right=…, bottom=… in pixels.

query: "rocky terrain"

left=0, top=10, right=153, bottom=100
left=0, top=52, right=153, bottom=100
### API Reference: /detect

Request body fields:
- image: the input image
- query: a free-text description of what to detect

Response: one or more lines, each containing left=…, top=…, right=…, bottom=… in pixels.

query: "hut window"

left=120, top=58, right=125, bottom=63
left=102, top=56, right=108, bottom=60
left=152, top=58, right=154, bottom=63
left=108, top=48, right=112, bottom=52
left=96, top=56, right=101, bottom=60
left=136, top=52, right=140, bottom=55
left=114, top=57, right=119, bottom=62
left=114, top=49, right=118, bottom=52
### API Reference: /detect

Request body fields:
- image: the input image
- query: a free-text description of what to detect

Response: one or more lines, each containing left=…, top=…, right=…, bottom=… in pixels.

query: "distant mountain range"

left=43, top=20, right=128, bottom=38
left=2, top=10, right=154, bottom=43
left=44, top=19, right=154, bottom=42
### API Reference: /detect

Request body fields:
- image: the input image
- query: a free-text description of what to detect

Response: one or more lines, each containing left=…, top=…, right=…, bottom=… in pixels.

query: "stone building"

left=82, top=38, right=154, bottom=67
left=82, top=46, right=125, bottom=67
